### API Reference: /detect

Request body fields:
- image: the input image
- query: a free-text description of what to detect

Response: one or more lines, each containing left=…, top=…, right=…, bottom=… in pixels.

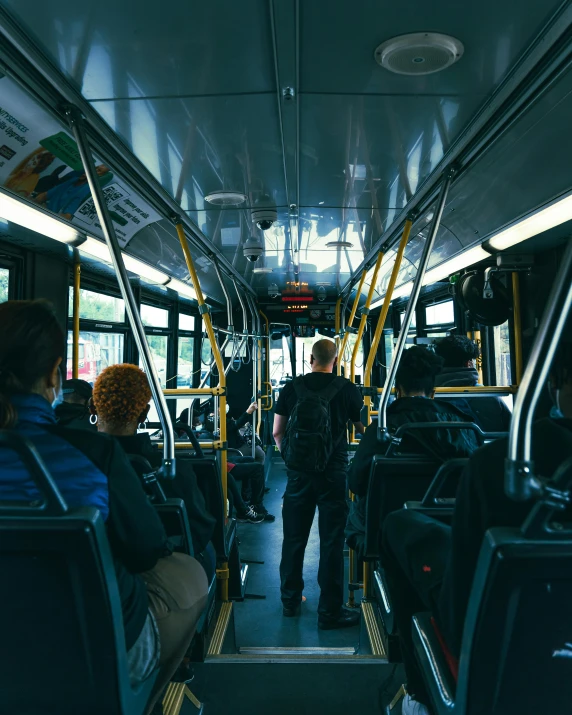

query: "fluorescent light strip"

left=0, top=189, right=79, bottom=243
left=169, top=278, right=197, bottom=300
left=487, top=193, right=572, bottom=251
left=80, top=236, right=172, bottom=287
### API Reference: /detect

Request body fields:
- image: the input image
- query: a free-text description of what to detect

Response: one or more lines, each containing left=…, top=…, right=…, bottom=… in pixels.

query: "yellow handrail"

left=175, top=222, right=229, bottom=601
left=350, top=250, right=385, bottom=383
left=338, top=269, right=367, bottom=375
left=334, top=296, right=342, bottom=356
left=512, top=272, right=523, bottom=385
left=363, top=219, right=412, bottom=423
left=72, top=250, right=81, bottom=379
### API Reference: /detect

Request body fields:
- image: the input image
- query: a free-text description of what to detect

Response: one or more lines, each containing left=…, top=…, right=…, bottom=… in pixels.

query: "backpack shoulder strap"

left=319, top=376, right=349, bottom=402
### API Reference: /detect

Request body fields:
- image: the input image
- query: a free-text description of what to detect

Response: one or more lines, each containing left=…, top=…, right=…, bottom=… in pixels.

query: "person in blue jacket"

left=0, top=300, right=207, bottom=712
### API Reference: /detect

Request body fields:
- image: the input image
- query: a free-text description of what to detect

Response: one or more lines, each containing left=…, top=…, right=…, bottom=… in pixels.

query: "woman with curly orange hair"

left=92, top=364, right=208, bottom=712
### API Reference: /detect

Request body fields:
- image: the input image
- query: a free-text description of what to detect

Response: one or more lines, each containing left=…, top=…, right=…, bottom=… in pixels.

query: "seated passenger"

left=380, top=335, right=572, bottom=714
left=55, top=377, right=96, bottom=431
left=434, top=334, right=512, bottom=432
left=179, top=400, right=265, bottom=463
left=346, top=347, right=479, bottom=560
left=0, top=301, right=207, bottom=711
left=194, top=412, right=275, bottom=523
left=90, top=364, right=217, bottom=580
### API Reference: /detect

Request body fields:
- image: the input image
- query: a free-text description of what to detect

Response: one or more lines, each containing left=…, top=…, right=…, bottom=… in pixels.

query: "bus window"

left=179, top=313, right=195, bottom=331
left=0, top=267, right=9, bottom=303
left=141, top=303, right=169, bottom=328
left=68, top=287, right=125, bottom=322
left=140, top=335, right=168, bottom=388
left=425, top=300, right=454, bottom=327
left=270, top=335, right=292, bottom=384
left=400, top=311, right=417, bottom=329
left=494, top=321, right=512, bottom=386
left=177, top=336, right=194, bottom=388
left=66, top=331, right=124, bottom=383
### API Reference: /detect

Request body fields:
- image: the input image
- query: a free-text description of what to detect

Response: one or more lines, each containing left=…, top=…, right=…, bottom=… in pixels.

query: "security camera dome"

left=243, top=237, right=264, bottom=262
left=251, top=195, right=278, bottom=232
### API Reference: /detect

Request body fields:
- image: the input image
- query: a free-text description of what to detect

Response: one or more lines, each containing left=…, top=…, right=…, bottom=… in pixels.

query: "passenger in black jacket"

left=55, top=378, right=97, bottom=432
left=91, top=365, right=217, bottom=580
left=434, top=335, right=512, bottom=433
left=379, top=337, right=572, bottom=714
left=346, top=346, right=479, bottom=561
left=91, top=364, right=208, bottom=709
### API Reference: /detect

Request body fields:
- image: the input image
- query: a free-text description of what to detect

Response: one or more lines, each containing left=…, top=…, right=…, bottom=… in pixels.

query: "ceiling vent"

left=326, top=240, right=353, bottom=249
left=374, top=33, right=464, bottom=76
left=205, top=191, right=247, bottom=206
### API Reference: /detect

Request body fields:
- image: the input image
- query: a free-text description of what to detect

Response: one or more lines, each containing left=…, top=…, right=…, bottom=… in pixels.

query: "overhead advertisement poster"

left=0, top=74, right=161, bottom=247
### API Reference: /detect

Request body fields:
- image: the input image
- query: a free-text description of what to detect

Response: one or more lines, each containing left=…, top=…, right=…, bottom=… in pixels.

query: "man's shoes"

left=318, top=609, right=360, bottom=630
left=236, top=506, right=264, bottom=524
left=401, top=694, right=430, bottom=715
left=252, top=504, right=276, bottom=522
left=283, top=604, right=301, bottom=617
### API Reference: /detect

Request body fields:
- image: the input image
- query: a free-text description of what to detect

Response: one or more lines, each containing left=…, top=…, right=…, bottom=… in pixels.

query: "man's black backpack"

left=281, top=375, right=348, bottom=472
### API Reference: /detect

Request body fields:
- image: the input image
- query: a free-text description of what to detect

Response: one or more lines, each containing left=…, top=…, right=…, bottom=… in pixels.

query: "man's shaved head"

left=311, top=339, right=337, bottom=367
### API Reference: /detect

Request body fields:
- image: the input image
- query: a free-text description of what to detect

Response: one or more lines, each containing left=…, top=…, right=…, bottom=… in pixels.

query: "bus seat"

left=127, top=454, right=194, bottom=556
left=365, top=455, right=440, bottom=560
left=413, top=469, right=572, bottom=715
left=404, top=458, right=469, bottom=522
left=190, top=456, right=236, bottom=561
left=0, top=431, right=157, bottom=715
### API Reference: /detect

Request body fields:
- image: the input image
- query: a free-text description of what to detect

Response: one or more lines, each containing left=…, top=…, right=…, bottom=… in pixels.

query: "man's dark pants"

left=381, top=509, right=452, bottom=704
left=280, top=467, right=348, bottom=620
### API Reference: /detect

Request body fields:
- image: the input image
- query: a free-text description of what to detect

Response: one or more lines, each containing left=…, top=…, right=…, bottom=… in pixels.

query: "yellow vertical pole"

left=257, top=338, right=262, bottom=434
left=338, top=269, right=367, bottom=376
left=350, top=250, right=385, bottom=384
left=175, top=222, right=229, bottom=601
left=72, top=249, right=81, bottom=379
left=363, top=219, right=413, bottom=424
left=512, top=272, right=523, bottom=385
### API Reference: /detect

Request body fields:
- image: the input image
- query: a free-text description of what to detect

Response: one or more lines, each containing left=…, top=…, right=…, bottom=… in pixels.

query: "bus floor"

left=233, top=461, right=362, bottom=649
left=178, top=462, right=407, bottom=715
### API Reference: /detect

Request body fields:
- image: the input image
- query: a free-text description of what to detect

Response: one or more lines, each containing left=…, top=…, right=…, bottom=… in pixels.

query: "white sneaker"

left=402, top=693, right=430, bottom=715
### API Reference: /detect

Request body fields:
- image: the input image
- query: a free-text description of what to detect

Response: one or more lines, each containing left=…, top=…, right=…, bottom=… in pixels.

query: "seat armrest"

left=412, top=613, right=456, bottom=715
left=155, top=498, right=193, bottom=556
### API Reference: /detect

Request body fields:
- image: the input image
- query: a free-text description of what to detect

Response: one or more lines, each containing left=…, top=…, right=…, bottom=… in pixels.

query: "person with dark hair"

left=274, top=338, right=365, bottom=629
left=91, top=363, right=218, bottom=578
left=380, top=337, right=572, bottom=714
left=434, top=334, right=512, bottom=432
left=55, top=378, right=96, bottom=431
left=346, top=346, right=479, bottom=563
left=0, top=301, right=207, bottom=711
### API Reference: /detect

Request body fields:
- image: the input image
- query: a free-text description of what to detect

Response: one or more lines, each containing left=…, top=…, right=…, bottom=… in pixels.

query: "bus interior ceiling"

left=1, top=1, right=572, bottom=714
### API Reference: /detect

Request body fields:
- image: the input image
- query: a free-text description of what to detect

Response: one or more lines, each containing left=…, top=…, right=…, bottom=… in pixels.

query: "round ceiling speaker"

left=374, top=33, right=464, bottom=76
left=204, top=191, right=247, bottom=206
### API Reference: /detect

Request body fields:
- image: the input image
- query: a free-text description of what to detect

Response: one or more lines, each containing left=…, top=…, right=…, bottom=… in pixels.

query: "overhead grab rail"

left=337, top=269, right=367, bottom=376
left=506, top=234, right=572, bottom=502
left=363, top=218, right=413, bottom=424
left=350, top=249, right=385, bottom=384
left=67, top=107, right=176, bottom=479
left=377, top=168, right=455, bottom=440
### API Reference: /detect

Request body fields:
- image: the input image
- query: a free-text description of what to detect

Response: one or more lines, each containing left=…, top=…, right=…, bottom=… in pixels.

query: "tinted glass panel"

left=0, top=267, right=8, bottom=303
left=66, top=331, right=124, bottom=383
left=178, top=336, right=195, bottom=387
left=140, top=335, right=168, bottom=388
left=68, top=288, right=125, bottom=322
left=494, top=321, right=512, bottom=386
left=179, top=313, right=195, bottom=331
left=141, top=303, right=169, bottom=328
left=425, top=300, right=455, bottom=326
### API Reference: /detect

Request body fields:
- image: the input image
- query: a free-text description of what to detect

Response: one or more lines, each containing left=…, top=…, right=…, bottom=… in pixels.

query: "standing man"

left=273, top=339, right=365, bottom=629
